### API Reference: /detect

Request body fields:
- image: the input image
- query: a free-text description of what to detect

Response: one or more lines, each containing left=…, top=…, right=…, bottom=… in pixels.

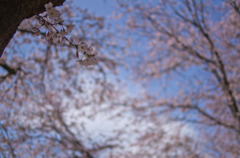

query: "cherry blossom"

left=44, top=2, right=53, bottom=11
left=78, top=57, right=98, bottom=66
left=78, top=41, right=88, bottom=52
left=85, top=46, right=94, bottom=55
left=66, top=24, right=75, bottom=33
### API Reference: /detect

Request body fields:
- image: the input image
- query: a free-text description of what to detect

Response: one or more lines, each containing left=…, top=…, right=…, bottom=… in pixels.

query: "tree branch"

left=0, top=0, right=65, bottom=57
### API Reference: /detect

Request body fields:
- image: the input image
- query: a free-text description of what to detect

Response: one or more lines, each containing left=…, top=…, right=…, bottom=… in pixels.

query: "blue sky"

left=72, top=0, right=114, bottom=16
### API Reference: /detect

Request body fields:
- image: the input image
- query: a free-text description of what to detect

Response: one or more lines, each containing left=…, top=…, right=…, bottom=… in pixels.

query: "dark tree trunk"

left=0, top=0, right=65, bottom=57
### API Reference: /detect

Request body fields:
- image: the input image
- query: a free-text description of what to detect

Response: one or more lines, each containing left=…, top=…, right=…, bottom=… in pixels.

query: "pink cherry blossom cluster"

left=45, top=2, right=61, bottom=20
left=76, top=41, right=98, bottom=66
left=33, top=2, right=97, bottom=66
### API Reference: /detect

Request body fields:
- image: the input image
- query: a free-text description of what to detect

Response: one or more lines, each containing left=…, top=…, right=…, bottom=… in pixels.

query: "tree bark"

left=0, top=0, right=65, bottom=57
